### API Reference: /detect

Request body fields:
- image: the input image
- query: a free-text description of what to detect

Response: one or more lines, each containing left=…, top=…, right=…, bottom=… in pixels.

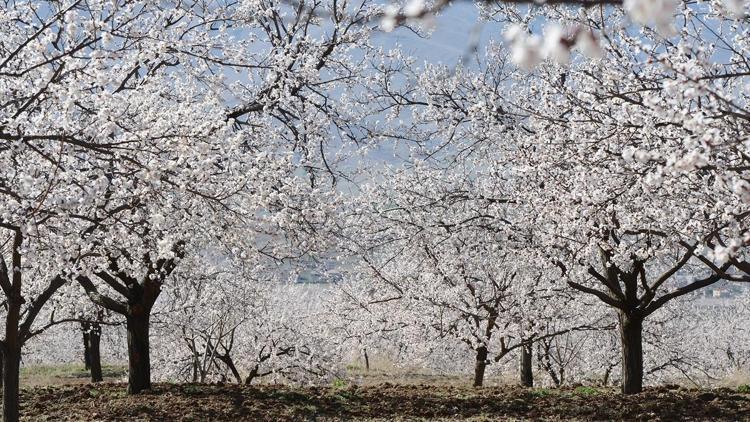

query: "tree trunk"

left=245, top=365, right=260, bottom=385
left=520, top=344, right=533, bottom=387
left=126, top=314, right=151, bottom=394
left=363, top=348, right=370, bottom=372
left=4, top=300, right=22, bottom=422
left=82, top=323, right=91, bottom=370
left=560, top=367, right=566, bottom=386
left=619, top=313, right=643, bottom=394
left=0, top=352, right=4, bottom=390
left=603, top=365, right=611, bottom=387
left=88, top=323, right=103, bottom=383
left=217, top=354, right=242, bottom=384
left=2, top=347, right=20, bottom=422
left=473, top=346, right=488, bottom=387
left=538, top=343, right=561, bottom=387
left=191, top=351, right=199, bottom=383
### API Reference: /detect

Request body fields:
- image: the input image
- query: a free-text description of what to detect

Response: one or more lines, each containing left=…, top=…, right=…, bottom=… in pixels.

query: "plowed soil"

left=19, top=382, right=750, bottom=421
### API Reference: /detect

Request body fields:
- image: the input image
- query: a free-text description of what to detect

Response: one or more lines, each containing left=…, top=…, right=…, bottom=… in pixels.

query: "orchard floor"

left=18, top=382, right=750, bottom=421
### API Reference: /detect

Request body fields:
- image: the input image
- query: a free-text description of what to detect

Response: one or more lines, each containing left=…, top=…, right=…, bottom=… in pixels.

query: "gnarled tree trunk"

left=473, top=346, right=489, bottom=387
left=127, top=314, right=151, bottom=394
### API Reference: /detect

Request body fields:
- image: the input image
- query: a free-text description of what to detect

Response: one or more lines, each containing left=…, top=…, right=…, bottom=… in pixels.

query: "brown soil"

left=19, top=382, right=750, bottom=421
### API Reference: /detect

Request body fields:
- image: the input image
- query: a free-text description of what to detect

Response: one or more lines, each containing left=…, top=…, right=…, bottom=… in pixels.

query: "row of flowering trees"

left=2, top=0, right=750, bottom=420
left=333, top=0, right=750, bottom=395
left=0, top=0, right=373, bottom=420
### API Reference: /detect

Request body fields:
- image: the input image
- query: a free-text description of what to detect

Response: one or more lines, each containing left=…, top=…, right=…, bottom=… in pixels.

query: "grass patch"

left=530, top=388, right=554, bottom=398
left=21, top=363, right=126, bottom=380
left=331, top=378, right=348, bottom=389
left=574, top=386, right=601, bottom=396
left=738, top=384, right=750, bottom=394
left=22, top=363, right=87, bottom=378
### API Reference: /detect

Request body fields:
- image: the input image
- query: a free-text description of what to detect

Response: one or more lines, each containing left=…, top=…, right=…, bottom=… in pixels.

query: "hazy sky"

left=372, top=3, right=502, bottom=66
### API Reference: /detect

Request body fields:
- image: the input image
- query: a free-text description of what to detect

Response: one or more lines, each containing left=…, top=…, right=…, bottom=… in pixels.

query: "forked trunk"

left=127, top=314, right=151, bottom=394
left=619, top=313, right=644, bottom=394
left=473, top=346, right=488, bottom=387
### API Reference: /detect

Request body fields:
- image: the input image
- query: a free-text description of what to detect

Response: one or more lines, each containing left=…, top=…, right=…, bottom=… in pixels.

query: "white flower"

left=724, top=0, right=747, bottom=17
left=672, top=150, right=708, bottom=171
left=380, top=4, right=400, bottom=32
left=624, top=0, right=679, bottom=35
left=512, top=37, right=543, bottom=69
left=643, top=170, right=663, bottom=188
left=575, top=30, right=603, bottom=59
left=19, top=174, right=35, bottom=189
left=150, top=213, right=166, bottom=228
left=101, top=31, right=113, bottom=46
left=634, top=149, right=650, bottom=163
left=404, top=0, right=425, bottom=18
left=505, top=27, right=543, bottom=69
left=622, top=146, right=636, bottom=163
left=504, top=24, right=524, bottom=43
left=542, top=25, right=570, bottom=64
left=713, top=240, right=740, bottom=264
left=732, top=179, right=750, bottom=202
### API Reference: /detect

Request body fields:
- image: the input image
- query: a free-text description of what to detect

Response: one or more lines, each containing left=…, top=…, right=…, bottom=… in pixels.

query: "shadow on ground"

left=19, top=382, right=750, bottom=421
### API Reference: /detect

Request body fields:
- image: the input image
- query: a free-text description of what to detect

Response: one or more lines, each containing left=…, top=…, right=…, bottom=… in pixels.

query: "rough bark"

left=126, top=314, right=151, bottom=394
left=603, top=366, right=611, bottom=386
left=226, top=360, right=242, bottom=385
left=82, top=324, right=91, bottom=370
left=245, top=365, right=260, bottom=385
left=473, top=346, right=489, bottom=387
left=619, top=313, right=643, bottom=394
left=88, top=323, right=103, bottom=383
left=2, top=346, right=20, bottom=422
left=191, top=348, right=199, bottom=383
left=216, top=354, right=242, bottom=384
left=520, top=344, right=533, bottom=387
left=3, top=301, right=22, bottom=422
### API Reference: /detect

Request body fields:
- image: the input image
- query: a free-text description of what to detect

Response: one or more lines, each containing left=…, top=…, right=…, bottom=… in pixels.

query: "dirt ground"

left=18, top=382, right=750, bottom=421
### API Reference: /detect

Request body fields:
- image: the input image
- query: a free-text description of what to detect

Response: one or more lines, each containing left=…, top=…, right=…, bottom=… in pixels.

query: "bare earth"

left=18, top=382, right=750, bottom=421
